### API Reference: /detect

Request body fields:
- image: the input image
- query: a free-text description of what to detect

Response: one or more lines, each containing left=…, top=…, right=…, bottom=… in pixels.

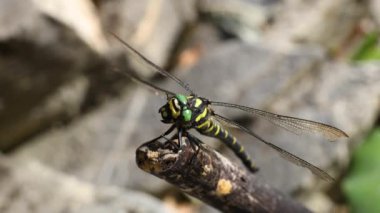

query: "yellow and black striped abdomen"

left=195, top=118, right=258, bottom=172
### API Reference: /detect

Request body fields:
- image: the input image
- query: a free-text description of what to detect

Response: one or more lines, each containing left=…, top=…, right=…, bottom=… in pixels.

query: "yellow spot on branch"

left=216, top=179, right=233, bottom=196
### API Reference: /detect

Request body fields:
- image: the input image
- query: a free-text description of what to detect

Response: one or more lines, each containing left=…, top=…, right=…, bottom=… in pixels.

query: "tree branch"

left=135, top=135, right=311, bottom=213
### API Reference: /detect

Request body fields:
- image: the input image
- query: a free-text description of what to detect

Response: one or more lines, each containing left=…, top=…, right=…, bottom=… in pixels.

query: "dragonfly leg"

left=178, top=128, right=184, bottom=148
left=183, top=132, right=205, bottom=172
left=142, top=124, right=177, bottom=150
left=186, top=132, right=204, bottom=145
left=145, top=124, right=176, bottom=143
left=186, top=132, right=203, bottom=153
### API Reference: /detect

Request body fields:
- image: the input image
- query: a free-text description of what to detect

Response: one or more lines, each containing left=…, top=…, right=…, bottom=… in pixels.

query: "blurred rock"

left=32, top=0, right=108, bottom=54
left=300, top=192, right=334, bottom=213
left=0, top=0, right=99, bottom=148
left=179, top=42, right=325, bottom=107
left=198, top=0, right=276, bottom=42
left=167, top=22, right=223, bottom=73
left=370, top=0, right=380, bottom=28
left=265, top=0, right=365, bottom=51
left=238, top=62, right=380, bottom=193
left=102, top=0, right=197, bottom=76
left=0, top=156, right=169, bottom=213
left=198, top=0, right=366, bottom=51
left=0, top=0, right=196, bottom=149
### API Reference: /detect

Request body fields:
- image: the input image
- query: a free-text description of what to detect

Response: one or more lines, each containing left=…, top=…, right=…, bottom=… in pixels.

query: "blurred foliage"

left=343, top=128, right=380, bottom=213
left=351, top=32, right=380, bottom=61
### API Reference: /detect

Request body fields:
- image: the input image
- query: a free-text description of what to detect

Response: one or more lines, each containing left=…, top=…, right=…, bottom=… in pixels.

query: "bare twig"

left=135, top=135, right=311, bottom=213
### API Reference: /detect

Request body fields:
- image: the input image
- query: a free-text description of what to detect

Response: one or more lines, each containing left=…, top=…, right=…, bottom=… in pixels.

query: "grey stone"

left=103, top=0, right=196, bottom=76
left=234, top=62, right=380, bottom=193
left=369, top=0, right=380, bottom=28
left=264, top=0, right=365, bottom=49
left=198, top=0, right=276, bottom=42
left=0, top=156, right=169, bottom=213
left=0, top=0, right=98, bottom=148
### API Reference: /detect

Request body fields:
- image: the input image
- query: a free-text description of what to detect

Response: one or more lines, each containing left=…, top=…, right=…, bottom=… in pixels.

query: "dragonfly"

left=111, top=33, right=348, bottom=182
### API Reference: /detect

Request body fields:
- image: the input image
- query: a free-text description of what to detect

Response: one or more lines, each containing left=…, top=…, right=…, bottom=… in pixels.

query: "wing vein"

left=110, top=32, right=195, bottom=95
left=112, top=67, right=175, bottom=97
left=211, top=101, right=348, bottom=141
left=213, top=113, right=335, bottom=182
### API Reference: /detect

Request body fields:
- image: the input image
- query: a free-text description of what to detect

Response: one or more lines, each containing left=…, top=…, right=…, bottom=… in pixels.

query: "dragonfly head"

left=159, top=94, right=192, bottom=124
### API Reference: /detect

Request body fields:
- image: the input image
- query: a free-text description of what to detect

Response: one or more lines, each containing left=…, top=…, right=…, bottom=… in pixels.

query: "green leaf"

left=343, top=128, right=380, bottom=213
left=351, top=32, right=380, bottom=61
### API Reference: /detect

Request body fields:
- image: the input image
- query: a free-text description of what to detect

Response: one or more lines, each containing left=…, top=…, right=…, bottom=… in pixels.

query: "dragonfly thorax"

left=159, top=94, right=209, bottom=128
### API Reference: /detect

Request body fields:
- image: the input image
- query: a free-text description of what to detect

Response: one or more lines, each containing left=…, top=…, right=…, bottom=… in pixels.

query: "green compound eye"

left=175, top=94, right=188, bottom=105
left=182, top=109, right=192, bottom=122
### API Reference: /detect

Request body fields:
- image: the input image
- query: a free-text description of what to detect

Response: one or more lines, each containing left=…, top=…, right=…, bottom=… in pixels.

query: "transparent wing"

left=113, top=67, right=175, bottom=98
left=110, top=32, right=195, bottom=95
left=213, top=113, right=335, bottom=182
left=211, top=101, right=348, bottom=141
